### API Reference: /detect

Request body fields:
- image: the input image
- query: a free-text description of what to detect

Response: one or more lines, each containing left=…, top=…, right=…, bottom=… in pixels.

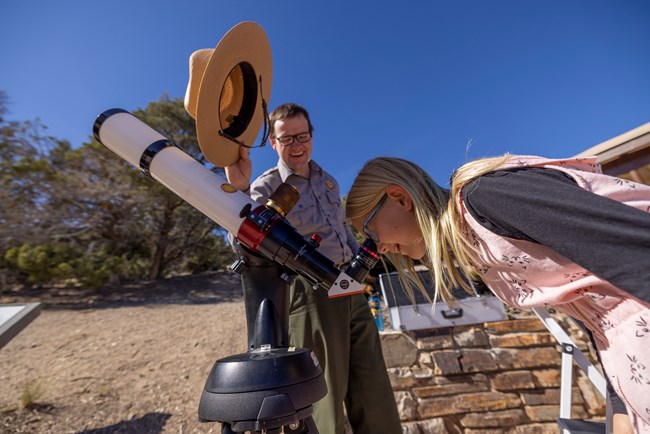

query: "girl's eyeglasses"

left=362, top=194, right=387, bottom=244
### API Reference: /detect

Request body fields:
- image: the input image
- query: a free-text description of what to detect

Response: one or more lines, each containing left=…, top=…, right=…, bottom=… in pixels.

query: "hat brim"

left=196, top=22, right=272, bottom=167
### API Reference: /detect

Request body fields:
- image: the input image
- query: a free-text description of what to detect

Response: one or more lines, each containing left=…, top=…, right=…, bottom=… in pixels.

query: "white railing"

left=532, top=307, right=611, bottom=434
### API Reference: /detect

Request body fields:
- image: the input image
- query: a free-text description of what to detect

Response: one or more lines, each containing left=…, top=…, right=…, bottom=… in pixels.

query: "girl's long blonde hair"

left=346, top=155, right=510, bottom=304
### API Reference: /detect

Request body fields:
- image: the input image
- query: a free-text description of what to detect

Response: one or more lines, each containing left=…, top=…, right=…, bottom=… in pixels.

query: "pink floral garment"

left=458, top=156, right=650, bottom=433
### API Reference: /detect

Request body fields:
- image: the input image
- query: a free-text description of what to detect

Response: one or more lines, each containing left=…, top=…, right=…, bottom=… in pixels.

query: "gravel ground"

left=0, top=272, right=251, bottom=434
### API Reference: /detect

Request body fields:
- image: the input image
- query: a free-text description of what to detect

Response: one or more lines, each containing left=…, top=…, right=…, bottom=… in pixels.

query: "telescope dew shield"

left=93, top=109, right=257, bottom=236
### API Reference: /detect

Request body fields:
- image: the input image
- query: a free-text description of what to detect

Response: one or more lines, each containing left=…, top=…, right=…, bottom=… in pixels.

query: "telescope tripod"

left=198, top=244, right=326, bottom=433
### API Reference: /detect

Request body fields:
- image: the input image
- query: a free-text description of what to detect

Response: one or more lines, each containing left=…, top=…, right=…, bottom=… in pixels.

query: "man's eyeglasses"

left=362, top=194, right=387, bottom=244
left=274, top=131, right=312, bottom=146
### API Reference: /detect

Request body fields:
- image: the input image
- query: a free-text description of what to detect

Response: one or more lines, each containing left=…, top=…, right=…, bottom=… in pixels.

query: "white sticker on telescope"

left=328, top=273, right=365, bottom=298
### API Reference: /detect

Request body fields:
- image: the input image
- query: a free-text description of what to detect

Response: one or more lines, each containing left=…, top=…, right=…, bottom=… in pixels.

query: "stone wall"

left=378, top=312, right=606, bottom=434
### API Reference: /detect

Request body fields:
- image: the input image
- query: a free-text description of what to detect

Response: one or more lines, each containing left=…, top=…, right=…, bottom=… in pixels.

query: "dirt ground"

left=0, top=271, right=252, bottom=434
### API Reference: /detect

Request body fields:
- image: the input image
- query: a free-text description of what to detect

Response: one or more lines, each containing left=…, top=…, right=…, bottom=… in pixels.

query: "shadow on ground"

left=0, top=271, right=244, bottom=310
left=76, top=412, right=172, bottom=434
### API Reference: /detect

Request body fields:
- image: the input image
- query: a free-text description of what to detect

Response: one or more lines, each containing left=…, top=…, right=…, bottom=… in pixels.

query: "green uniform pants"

left=288, top=276, right=402, bottom=434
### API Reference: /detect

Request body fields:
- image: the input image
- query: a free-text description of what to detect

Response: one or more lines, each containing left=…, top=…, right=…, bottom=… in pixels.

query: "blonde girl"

left=346, top=155, right=650, bottom=433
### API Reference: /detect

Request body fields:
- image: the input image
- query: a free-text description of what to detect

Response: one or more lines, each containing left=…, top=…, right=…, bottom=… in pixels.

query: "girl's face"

left=351, top=185, right=426, bottom=260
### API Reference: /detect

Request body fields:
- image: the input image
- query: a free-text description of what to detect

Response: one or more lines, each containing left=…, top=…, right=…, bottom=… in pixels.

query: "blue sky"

left=2, top=0, right=650, bottom=192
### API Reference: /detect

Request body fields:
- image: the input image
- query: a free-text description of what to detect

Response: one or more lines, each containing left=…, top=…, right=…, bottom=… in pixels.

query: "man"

left=226, top=103, right=401, bottom=434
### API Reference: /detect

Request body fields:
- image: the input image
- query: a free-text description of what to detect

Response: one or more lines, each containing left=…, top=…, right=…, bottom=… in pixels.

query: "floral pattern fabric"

left=458, top=156, right=650, bottom=433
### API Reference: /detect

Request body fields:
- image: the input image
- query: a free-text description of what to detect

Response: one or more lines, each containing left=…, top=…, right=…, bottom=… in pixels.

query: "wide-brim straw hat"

left=184, top=21, right=272, bottom=167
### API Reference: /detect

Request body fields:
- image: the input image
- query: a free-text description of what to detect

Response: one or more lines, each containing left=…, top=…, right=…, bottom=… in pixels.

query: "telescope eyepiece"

left=345, top=239, right=381, bottom=283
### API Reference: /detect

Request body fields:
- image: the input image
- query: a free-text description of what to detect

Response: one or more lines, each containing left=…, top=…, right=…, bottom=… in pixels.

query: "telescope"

left=93, top=108, right=380, bottom=433
left=93, top=108, right=378, bottom=297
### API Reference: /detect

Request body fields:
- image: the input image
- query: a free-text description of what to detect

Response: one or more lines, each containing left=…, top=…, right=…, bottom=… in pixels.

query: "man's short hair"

left=269, top=103, right=315, bottom=137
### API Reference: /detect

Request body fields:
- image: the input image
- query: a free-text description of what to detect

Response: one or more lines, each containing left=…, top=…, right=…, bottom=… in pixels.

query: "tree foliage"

left=1, top=92, right=235, bottom=289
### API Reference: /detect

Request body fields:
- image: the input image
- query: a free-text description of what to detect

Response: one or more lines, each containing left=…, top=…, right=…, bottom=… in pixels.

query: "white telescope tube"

left=94, top=109, right=256, bottom=236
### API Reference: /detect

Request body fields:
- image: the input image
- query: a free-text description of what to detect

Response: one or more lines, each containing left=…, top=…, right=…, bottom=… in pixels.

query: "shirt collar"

left=277, top=159, right=321, bottom=183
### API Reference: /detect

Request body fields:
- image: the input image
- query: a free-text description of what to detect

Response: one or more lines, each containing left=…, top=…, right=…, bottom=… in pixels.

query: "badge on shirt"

left=325, top=179, right=334, bottom=190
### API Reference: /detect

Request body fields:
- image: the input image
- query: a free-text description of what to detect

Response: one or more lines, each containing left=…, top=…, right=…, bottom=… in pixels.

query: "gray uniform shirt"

left=250, top=159, right=359, bottom=265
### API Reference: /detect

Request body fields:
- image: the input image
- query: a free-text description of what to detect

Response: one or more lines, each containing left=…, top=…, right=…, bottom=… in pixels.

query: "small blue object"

left=368, top=294, right=384, bottom=331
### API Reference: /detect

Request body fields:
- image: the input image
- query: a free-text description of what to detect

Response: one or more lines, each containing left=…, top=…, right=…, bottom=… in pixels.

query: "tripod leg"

left=221, top=422, right=235, bottom=434
left=234, top=242, right=290, bottom=350
left=302, top=415, right=319, bottom=434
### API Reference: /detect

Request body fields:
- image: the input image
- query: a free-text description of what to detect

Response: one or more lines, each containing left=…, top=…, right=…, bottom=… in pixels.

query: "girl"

left=346, top=155, right=650, bottom=433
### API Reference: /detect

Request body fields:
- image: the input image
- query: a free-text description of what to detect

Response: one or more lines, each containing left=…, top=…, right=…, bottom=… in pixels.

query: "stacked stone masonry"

left=378, top=311, right=606, bottom=434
